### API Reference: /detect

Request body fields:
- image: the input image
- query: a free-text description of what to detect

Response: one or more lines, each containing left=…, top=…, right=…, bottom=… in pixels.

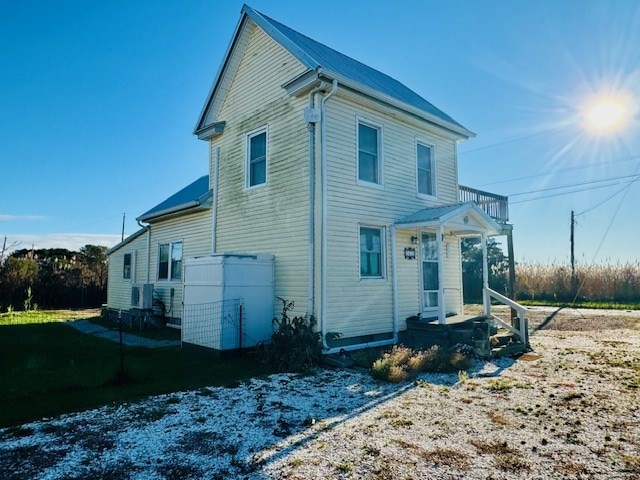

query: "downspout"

left=320, top=78, right=397, bottom=353
left=306, top=84, right=324, bottom=318
left=211, top=145, right=220, bottom=253
left=320, top=79, right=338, bottom=350
left=137, top=219, right=151, bottom=284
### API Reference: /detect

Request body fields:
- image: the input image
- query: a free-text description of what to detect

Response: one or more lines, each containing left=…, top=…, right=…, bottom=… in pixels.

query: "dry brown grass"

left=516, top=261, right=640, bottom=304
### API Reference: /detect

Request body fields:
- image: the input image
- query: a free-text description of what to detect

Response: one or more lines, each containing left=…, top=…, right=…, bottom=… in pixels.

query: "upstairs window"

left=360, top=226, right=385, bottom=279
left=358, top=121, right=382, bottom=185
left=123, top=253, right=132, bottom=279
left=158, top=241, right=183, bottom=281
left=417, top=142, right=435, bottom=197
left=246, top=127, right=267, bottom=188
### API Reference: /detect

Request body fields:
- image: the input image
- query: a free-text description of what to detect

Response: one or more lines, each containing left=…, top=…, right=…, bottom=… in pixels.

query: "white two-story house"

left=107, top=4, right=526, bottom=353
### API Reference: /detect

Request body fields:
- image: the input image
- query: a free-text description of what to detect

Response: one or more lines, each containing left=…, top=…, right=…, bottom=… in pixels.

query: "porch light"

left=410, top=235, right=418, bottom=245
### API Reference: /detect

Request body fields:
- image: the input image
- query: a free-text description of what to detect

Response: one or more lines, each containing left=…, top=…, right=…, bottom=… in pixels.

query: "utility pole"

left=121, top=213, right=126, bottom=242
left=570, top=210, right=576, bottom=295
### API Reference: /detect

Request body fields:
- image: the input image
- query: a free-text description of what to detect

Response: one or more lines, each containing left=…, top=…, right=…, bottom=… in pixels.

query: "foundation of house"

left=402, top=315, right=526, bottom=358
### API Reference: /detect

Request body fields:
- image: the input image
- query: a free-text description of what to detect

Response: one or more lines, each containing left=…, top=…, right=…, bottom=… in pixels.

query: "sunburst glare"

left=583, top=95, right=634, bottom=133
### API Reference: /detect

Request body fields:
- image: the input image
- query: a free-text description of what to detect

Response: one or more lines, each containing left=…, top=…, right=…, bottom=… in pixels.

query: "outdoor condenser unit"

left=131, top=283, right=154, bottom=309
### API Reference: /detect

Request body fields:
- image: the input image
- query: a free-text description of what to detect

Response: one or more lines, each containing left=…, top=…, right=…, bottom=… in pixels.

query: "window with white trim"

left=123, top=253, right=132, bottom=279
left=246, top=127, right=267, bottom=188
left=359, top=226, right=385, bottom=278
left=417, top=142, right=435, bottom=197
left=158, top=241, right=183, bottom=281
left=358, top=121, right=382, bottom=185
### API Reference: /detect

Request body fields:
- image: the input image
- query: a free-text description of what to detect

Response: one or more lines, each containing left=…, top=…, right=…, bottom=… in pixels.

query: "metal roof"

left=247, top=6, right=468, bottom=133
left=195, top=5, right=473, bottom=138
left=138, top=175, right=211, bottom=222
left=397, top=203, right=470, bottom=225
left=396, top=202, right=501, bottom=235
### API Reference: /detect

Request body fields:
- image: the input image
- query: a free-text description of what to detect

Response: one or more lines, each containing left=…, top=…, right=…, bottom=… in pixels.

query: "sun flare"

left=583, top=96, right=631, bottom=133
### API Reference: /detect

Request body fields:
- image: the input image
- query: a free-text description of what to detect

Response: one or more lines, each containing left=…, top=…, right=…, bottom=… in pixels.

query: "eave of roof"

left=137, top=175, right=212, bottom=223
left=107, top=227, right=148, bottom=255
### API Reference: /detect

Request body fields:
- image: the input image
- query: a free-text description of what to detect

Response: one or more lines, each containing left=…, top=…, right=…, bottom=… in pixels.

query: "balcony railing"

left=459, top=185, right=509, bottom=223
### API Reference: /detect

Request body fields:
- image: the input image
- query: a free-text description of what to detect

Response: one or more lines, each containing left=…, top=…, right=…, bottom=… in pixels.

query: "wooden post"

left=481, top=233, right=490, bottom=317
left=506, top=226, right=517, bottom=327
left=437, top=226, right=446, bottom=325
left=570, top=210, right=576, bottom=297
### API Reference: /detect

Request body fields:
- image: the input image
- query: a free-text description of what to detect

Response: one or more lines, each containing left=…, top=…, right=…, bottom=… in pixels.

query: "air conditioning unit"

left=131, top=284, right=154, bottom=310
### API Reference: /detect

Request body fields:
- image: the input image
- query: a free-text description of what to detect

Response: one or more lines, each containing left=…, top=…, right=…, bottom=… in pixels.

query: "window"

left=358, top=121, right=382, bottom=185
left=123, top=253, right=131, bottom=279
left=360, top=226, right=385, bottom=278
left=246, top=127, right=267, bottom=188
left=417, top=142, right=435, bottom=196
left=158, top=242, right=183, bottom=281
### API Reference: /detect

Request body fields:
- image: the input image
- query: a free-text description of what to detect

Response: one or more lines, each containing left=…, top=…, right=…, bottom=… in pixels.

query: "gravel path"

left=1, top=309, right=638, bottom=479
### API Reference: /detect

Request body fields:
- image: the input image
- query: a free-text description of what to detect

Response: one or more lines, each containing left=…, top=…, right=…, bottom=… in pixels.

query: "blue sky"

left=1, top=0, right=639, bottom=263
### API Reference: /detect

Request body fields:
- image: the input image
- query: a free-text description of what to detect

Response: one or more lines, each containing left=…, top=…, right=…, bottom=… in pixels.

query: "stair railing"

left=483, top=287, right=529, bottom=345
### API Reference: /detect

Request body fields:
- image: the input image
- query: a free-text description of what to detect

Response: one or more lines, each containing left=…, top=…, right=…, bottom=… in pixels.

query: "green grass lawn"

left=0, top=315, right=271, bottom=427
left=518, top=299, right=640, bottom=310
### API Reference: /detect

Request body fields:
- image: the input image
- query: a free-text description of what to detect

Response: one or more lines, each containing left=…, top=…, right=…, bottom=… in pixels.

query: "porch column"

left=437, top=225, right=446, bottom=324
left=481, top=232, right=490, bottom=316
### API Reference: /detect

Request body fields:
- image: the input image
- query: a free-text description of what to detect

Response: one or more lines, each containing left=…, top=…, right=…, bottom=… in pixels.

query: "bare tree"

left=0, top=236, right=21, bottom=265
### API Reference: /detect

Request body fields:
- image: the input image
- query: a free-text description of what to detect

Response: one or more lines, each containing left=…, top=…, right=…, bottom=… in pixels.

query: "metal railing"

left=459, top=185, right=509, bottom=223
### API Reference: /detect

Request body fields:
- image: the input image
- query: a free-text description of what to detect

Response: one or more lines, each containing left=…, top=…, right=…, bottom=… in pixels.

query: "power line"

left=510, top=180, right=637, bottom=205
left=477, top=154, right=640, bottom=187
left=575, top=186, right=628, bottom=216
left=458, top=130, right=551, bottom=155
left=507, top=173, right=640, bottom=197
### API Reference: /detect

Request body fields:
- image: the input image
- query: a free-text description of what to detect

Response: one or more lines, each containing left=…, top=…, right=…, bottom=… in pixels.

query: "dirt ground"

left=1, top=307, right=639, bottom=479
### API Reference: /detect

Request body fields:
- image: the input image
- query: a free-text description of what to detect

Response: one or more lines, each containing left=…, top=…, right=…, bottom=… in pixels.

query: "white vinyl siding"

left=211, top=25, right=311, bottom=319
left=322, top=92, right=460, bottom=339
left=149, top=210, right=212, bottom=319
left=107, top=232, right=149, bottom=312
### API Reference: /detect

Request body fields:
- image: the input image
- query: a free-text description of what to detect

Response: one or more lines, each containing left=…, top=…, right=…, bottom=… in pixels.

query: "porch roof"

left=395, top=202, right=502, bottom=235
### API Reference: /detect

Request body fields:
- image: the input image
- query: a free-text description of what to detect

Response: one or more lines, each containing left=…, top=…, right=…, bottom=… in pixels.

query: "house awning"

left=395, top=202, right=502, bottom=236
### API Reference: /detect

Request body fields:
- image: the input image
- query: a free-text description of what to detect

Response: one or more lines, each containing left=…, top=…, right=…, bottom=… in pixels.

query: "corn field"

left=516, top=261, right=640, bottom=304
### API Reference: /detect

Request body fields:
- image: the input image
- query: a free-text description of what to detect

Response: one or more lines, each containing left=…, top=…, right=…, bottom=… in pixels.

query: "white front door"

left=421, top=232, right=439, bottom=316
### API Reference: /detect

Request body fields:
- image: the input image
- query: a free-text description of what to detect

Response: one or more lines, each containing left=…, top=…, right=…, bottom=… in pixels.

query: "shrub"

left=262, top=297, right=321, bottom=373
left=370, top=344, right=473, bottom=382
left=371, top=346, right=412, bottom=382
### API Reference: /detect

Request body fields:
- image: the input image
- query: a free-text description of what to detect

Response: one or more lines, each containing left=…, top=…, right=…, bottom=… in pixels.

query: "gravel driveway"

left=1, top=307, right=638, bottom=479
